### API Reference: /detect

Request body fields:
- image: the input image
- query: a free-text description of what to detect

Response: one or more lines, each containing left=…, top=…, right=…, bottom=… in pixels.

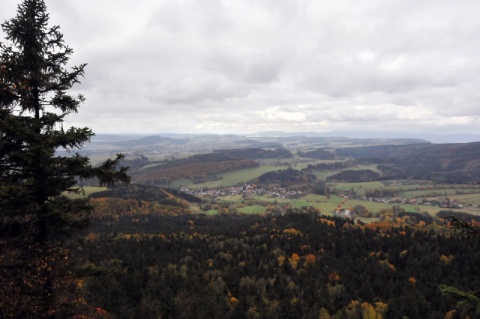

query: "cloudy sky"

left=2, top=0, right=480, bottom=137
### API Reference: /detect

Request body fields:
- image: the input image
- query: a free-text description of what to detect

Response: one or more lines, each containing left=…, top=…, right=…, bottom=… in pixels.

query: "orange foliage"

left=378, top=260, right=396, bottom=272
left=444, top=310, right=457, bottom=319
left=228, top=292, right=239, bottom=304
left=300, top=245, right=310, bottom=251
left=319, top=218, right=335, bottom=227
left=328, top=271, right=341, bottom=283
left=86, top=233, right=97, bottom=241
left=289, top=253, right=300, bottom=269
left=283, top=228, right=300, bottom=235
left=408, top=277, right=417, bottom=285
left=304, top=254, right=316, bottom=265
left=365, top=221, right=395, bottom=232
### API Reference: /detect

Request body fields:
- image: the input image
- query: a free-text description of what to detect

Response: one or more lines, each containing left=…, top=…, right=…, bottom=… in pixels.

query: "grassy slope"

left=64, top=186, right=107, bottom=199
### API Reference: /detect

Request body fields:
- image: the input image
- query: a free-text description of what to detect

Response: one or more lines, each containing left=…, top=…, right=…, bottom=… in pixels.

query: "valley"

left=81, top=133, right=480, bottom=220
left=64, top=133, right=480, bottom=318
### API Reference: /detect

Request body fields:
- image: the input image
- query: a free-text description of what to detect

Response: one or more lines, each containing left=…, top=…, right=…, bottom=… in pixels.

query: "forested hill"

left=341, top=142, right=480, bottom=161
left=299, top=142, right=480, bottom=183
left=89, top=184, right=201, bottom=204
left=213, top=147, right=293, bottom=159
left=300, top=142, right=480, bottom=161
left=113, top=135, right=188, bottom=147
left=254, top=167, right=316, bottom=187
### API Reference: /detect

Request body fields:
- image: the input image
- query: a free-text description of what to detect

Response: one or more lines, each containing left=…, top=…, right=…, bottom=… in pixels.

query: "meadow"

left=209, top=184, right=480, bottom=217
left=64, top=186, right=108, bottom=199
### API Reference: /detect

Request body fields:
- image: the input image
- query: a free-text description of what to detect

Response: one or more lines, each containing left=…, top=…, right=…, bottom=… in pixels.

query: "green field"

left=400, top=188, right=480, bottom=199
left=64, top=186, right=107, bottom=199
left=312, top=171, right=340, bottom=180
left=237, top=205, right=267, bottom=214
left=211, top=191, right=479, bottom=217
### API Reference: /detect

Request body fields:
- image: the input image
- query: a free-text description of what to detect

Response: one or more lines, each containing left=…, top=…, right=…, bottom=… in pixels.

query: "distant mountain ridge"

left=86, top=133, right=429, bottom=151
left=113, top=135, right=188, bottom=147
left=250, top=131, right=480, bottom=143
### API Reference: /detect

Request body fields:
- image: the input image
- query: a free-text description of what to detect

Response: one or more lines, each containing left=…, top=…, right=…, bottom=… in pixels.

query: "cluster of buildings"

left=183, top=184, right=304, bottom=200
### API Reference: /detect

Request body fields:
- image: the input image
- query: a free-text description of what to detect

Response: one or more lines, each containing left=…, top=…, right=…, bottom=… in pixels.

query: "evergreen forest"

left=76, top=206, right=480, bottom=319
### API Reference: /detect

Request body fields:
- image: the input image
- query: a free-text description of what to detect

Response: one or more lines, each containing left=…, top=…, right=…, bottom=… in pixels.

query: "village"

left=182, top=183, right=476, bottom=212
left=183, top=183, right=304, bottom=200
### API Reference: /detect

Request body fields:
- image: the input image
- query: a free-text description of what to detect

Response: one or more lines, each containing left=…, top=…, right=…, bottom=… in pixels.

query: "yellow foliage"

left=361, top=302, right=377, bottom=319
left=319, top=307, right=331, bottom=319
left=440, top=255, right=454, bottom=265
left=345, top=300, right=361, bottom=319
left=277, top=255, right=286, bottom=266
left=374, top=302, right=388, bottom=317
left=207, top=259, right=214, bottom=267
left=399, top=250, right=408, bottom=258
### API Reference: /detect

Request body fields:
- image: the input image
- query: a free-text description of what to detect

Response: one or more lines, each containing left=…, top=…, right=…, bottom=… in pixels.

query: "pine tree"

left=0, top=0, right=129, bottom=317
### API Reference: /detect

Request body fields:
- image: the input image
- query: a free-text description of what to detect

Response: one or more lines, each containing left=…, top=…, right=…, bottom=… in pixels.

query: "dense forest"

left=76, top=206, right=479, bottom=319
left=255, top=168, right=317, bottom=188
left=134, top=159, right=257, bottom=185
left=213, top=148, right=294, bottom=160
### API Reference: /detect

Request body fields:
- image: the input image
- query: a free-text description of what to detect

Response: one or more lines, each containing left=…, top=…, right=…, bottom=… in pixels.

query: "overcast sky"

left=2, top=0, right=480, bottom=137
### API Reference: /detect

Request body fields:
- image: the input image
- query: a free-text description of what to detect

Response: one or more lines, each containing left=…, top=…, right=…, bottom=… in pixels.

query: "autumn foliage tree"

left=0, top=0, right=129, bottom=317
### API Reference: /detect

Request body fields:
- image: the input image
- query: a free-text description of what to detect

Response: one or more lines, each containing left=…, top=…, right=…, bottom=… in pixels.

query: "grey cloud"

left=2, top=0, right=480, bottom=136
